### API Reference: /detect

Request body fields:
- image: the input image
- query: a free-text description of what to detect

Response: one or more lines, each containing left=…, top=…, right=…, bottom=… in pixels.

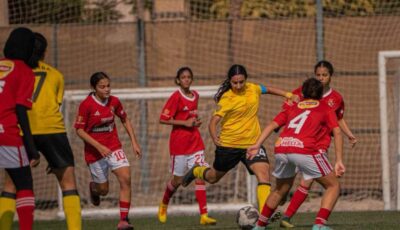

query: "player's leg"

left=88, top=158, right=110, bottom=206
left=295, top=152, right=337, bottom=229
left=0, top=173, right=17, bottom=230
left=246, top=146, right=271, bottom=213
left=36, top=134, right=82, bottom=230
left=109, top=149, right=133, bottom=230
left=281, top=178, right=314, bottom=228
left=158, top=155, right=184, bottom=223
left=188, top=151, right=216, bottom=225
left=6, top=166, right=35, bottom=230
left=182, top=146, right=241, bottom=187
left=253, top=153, right=296, bottom=229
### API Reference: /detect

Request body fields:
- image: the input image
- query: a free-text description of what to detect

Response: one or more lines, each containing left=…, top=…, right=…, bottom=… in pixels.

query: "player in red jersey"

left=279, top=60, right=357, bottom=228
left=157, top=67, right=216, bottom=225
left=0, top=27, right=40, bottom=230
left=74, top=72, right=141, bottom=230
left=249, top=78, right=345, bottom=230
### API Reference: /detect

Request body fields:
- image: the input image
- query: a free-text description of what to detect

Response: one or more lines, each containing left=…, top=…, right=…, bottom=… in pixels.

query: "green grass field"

left=15, top=211, right=400, bottom=230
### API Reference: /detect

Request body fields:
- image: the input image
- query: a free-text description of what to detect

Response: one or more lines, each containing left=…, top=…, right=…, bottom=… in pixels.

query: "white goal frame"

left=59, top=85, right=257, bottom=218
left=378, top=50, right=400, bottom=211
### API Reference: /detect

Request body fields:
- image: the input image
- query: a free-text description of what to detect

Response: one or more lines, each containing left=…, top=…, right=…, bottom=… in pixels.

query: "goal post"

left=60, top=85, right=257, bottom=218
left=378, top=50, right=400, bottom=210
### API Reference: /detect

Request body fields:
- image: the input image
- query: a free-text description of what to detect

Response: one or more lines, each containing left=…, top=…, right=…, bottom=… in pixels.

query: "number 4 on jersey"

left=288, top=110, right=310, bottom=134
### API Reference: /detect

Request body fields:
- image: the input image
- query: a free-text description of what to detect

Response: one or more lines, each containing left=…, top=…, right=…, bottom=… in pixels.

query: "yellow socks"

left=0, top=193, right=16, bottom=230
left=62, top=191, right=82, bottom=230
left=193, top=166, right=208, bottom=180
left=257, top=183, right=271, bottom=213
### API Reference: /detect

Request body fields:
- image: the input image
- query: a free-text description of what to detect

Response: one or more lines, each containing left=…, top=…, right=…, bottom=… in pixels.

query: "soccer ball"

left=236, top=206, right=259, bottom=230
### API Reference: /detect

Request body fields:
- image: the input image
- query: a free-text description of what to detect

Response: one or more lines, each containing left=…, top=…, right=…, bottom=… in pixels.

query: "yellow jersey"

left=214, top=82, right=263, bottom=148
left=28, top=61, right=66, bottom=134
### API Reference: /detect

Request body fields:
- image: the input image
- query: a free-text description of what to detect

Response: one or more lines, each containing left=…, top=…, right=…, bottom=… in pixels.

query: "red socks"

left=315, top=208, right=331, bottom=225
left=195, top=181, right=207, bottom=214
left=284, top=185, right=310, bottom=218
left=16, top=190, right=35, bottom=230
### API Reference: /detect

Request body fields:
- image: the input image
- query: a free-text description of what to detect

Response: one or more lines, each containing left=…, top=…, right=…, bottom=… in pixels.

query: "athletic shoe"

left=181, top=165, right=199, bottom=187
left=251, top=226, right=265, bottom=230
left=268, top=210, right=282, bottom=223
left=117, top=218, right=134, bottom=230
left=158, top=202, right=168, bottom=223
left=89, top=182, right=100, bottom=206
left=312, top=224, right=332, bottom=230
left=200, top=213, right=217, bottom=225
left=280, top=216, right=295, bottom=228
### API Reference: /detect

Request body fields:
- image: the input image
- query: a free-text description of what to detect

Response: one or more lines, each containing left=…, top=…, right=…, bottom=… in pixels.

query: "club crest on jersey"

left=0, top=60, right=14, bottom=79
left=328, top=99, right=335, bottom=107
left=275, top=137, right=304, bottom=148
left=297, top=100, right=319, bottom=109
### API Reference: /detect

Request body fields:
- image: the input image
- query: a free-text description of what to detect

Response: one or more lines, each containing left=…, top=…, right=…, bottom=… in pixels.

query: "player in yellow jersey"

left=182, top=64, right=298, bottom=215
left=1, top=32, right=82, bottom=230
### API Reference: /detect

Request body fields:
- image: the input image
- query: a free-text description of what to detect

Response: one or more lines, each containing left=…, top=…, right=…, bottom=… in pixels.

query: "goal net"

left=1, top=0, right=400, bottom=220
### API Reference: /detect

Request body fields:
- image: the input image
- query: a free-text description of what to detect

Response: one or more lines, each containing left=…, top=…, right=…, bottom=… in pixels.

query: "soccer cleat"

left=268, top=210, right=282, bottom=224
left=200, top=213, right=217, bottom=225
left=89, top=182, right=100, bottom=206
left=181, top=165, right=199, bottom=187
left=280, top=216, right=295, bottom=228
left=312, top=224, right=332, bottom=230
left=117, top=218, right=134, bottom=230
left=158, top=202, right=168, bottom=223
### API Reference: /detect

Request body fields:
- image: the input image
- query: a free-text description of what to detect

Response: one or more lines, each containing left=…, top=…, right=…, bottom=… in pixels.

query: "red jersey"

left=0, top=59, right=34, bottom=146
left=160, top=89, right=204, bottom=155
left=290, top=87, right=344, bottom=151
left=274, top=99, right=339, bottom=155
left=74, top=94, right=127, bottom=163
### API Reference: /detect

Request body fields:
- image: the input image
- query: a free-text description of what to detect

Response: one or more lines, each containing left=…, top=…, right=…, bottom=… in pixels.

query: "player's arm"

left=75, top=128, right=111, bottom=157
left=16, top=105, right=40, bottom=167
left=121, top=116, right=142, bottom=159
left=263, top=85, right=299, bottom=102
left=332, top=126, right=345, bottom=177
left=247, top=121, right=280, bottom=159
left=338, top=118, right=357, bottom=148
left=160, top=117, right=200, bottom=128
left=209, top=115, right=222, bottom=146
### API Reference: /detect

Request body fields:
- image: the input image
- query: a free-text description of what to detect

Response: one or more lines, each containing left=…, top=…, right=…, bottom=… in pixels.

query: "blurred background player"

left=249, top=78, right=345, bottom=230
left=1, top=32, right=82, bottom=230
left=158, top=67, right=216, bottom=225
left=182, top=64, right=298, bottom=214
left=279, top=60, right=357, bottom=228
left=0, top=27, right=40, bottom=230
left=74, top=72, right=142, bottom=230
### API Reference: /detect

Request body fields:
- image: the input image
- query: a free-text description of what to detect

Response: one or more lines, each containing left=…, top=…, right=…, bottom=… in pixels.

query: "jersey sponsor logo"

left=297, top=100, right=319, bottom=109
left=92, top=123, right=114, bottom=133
left=0, top=60, right=14, bottom=79
left=0, top=124, right=4, bottom=133
left=94, top=110, right=100, bottom=116
left=275, top=137, right=304, bottom=148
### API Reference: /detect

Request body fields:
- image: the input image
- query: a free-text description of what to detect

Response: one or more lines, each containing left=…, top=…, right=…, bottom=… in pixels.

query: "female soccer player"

left=182, top=64, right=298, bottom=213
left=74, top=72, right=141, bottom=230
left=157, top=67, right=216, bottom=225
left=279, top=60, right=357, bottom=228
left=249, top=78, right=345, bottom=230
left=0, top=27, right=39, bottom=230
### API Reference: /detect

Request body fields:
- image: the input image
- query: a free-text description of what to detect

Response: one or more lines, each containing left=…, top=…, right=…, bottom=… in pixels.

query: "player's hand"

left=185, top=117, right=198, bottom=127
left=98, top=145, right=112, bottom=157
left=212, top=136, right=221, bottom=146
left=246, top=145, right=260, bottom=160
left=286, top=94, right=300, bottom=106
left=132, top=143, right=142, bottom=159
left=335, top=161, right=345, bottom=178
left=348, top=136, right=357, bottom=148
left=30, top=157, right=40, bottom=168
left=193, top=117, right=202, bottom=127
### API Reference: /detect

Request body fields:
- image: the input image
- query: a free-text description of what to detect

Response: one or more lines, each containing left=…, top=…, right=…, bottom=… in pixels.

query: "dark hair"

left=314, top=60, right=334, bottom=76
left=302, top=78, right=323, bottom=100
left=214, top=64, right=248, bottom=102
left=3, top=27, right=36, bottom=68
left=90, top=72, right=110, bottom=88
left=175, top=66, right=193, bottom=85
